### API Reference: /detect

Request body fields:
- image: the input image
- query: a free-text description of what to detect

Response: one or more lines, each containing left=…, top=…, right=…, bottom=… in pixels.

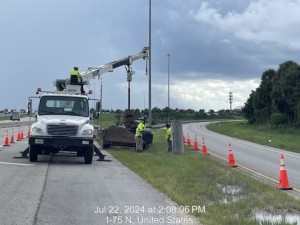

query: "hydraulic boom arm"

left=54, top=47, right=148, bottom=91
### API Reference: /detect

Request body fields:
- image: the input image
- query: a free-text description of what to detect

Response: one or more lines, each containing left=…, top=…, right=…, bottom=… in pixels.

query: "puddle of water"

left=254, top=212, right=300, bottom=225
left=221, top=184, right=242, bottom=195
left=217, top=184, right=243, bottom=204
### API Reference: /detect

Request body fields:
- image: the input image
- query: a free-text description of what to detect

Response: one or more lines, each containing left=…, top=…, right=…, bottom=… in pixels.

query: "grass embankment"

left=101, top=123, right=300, bottom=225
left=0, top=113, right=28, bottom=121
left=207, top=121, right=300, bottom=154
left=95, top=113, right=117, bottom=128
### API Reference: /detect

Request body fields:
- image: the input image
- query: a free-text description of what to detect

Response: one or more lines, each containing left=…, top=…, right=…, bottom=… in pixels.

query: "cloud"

left=191, top=0, right=300, bottom=49
left=151, top=77, right=260, bottom=111
left=0, top=0, right=298, bottom=113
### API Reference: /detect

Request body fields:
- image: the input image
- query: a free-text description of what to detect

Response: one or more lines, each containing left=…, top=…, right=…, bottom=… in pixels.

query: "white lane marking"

left=0, top=162, right=33, bottom=166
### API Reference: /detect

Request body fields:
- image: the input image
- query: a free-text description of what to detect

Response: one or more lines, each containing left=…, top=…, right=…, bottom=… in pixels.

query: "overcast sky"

left=1, top=0, right=300, bottom=112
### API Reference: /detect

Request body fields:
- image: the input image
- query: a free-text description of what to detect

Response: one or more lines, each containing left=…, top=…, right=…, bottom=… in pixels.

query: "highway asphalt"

left=182, top=122, right=300, bottom=192
left=0, top=121, right=200, bottom=225
left=2, top=119, right=298, bottom=225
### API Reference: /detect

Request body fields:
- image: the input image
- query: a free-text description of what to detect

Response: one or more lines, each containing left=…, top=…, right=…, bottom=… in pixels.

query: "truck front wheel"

left=29, top=145, right=39, bottom=162
left=83, top=146, right=93, bottom=164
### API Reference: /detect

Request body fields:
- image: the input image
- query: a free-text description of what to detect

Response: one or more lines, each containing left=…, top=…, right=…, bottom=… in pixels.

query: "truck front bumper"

left=29, top=136, right=94, bottom=147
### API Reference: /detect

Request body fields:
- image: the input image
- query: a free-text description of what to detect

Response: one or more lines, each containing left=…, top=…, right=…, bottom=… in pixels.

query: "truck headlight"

left=32, top=127, right=43, bottom=134
left=82, top=129, right=93, bottom=135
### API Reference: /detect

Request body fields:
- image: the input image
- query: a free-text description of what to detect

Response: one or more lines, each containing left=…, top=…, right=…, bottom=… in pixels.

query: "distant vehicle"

left=4, top=109, right=9, bottom=114
left=20, top=109, right=27, bottom=113
left=10, top=111, right=20, bottom=121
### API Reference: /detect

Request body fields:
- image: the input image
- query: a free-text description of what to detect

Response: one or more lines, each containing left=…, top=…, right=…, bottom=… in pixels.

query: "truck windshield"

left=38, top=96, right=89, bottom=117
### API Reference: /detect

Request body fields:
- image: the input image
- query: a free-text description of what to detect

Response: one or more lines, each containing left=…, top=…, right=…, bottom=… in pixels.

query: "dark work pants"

left=167, top=140, right=172, bottom=152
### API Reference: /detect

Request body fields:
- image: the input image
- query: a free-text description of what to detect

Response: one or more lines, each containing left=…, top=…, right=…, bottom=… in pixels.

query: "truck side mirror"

left=28, top=99, right=32, bottom=116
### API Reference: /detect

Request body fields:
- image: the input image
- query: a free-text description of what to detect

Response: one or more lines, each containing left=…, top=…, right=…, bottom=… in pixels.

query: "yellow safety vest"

left=165, top=127, right=172, bottom=141
left=135, top=123, right=145, bottom=137
left=70, top=70, right=82, bottom=83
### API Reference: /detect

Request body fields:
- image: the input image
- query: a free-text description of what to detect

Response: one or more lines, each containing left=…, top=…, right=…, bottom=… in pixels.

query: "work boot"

left=19, top=151, right=28, bottom=158
left=97, top=156, right=105, bottom=161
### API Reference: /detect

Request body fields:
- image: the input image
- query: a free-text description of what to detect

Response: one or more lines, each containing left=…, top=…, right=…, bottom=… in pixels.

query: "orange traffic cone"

left=202, top=137, right=209, bottom=155
left=3, top=130, right=10, bottom=146
left=228, top=143, right=237, bottom=167
left=278, top=154, right=293, bottom=190
left=27, top=128, right=31, bottom=138
left=193, top=134, right=199, bottom=150
left=16, top=128, right=22, bottom=141
left=20, top=127, right=24, bottom=140
left=187, top=133, right=191, bottom=146
left=10, top=130, right=15, bottom=144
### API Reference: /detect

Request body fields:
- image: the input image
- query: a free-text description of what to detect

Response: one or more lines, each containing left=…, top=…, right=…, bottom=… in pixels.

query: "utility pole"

left=167, top=53, right=170, bottom=109
left=93, top=83, right=96, bottom=110
left=148, top=0, right=152, bottom=126
left=99, top=77, right=103, bottom=123
left=229, top=92, right=233, bottom=114
left=143, top=92, right=146, bottom=110
left=127, top=71, right=132, bottom=110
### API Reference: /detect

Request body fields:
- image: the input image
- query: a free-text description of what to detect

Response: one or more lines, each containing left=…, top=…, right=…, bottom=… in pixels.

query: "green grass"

left=104, top=128, right=300, bottom=225
left=207, top=121, right=300, bottom=153
left=0, top=113, right=27, bottom=121
left=93, top=113, right=118, bottom=128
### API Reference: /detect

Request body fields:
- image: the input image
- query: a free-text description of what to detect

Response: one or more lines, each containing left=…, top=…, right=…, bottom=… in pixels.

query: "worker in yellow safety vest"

left=135, top=120, right=145, bottom=152
left=165, top=123, right=172, bottom=152
left=70, top=66, right=84, bottom=93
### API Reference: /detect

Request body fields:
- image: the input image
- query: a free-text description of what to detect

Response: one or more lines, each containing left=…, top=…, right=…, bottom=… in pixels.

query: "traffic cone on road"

left=10, top=130, right=15, bottom=144
left=202, top=137, right=209, bottom=155
left=228, top=143, right=237, bottom=167
left=182, top=134, right=186, bottom=143
left=16, top=128, right=22, bottom=141
left=187, top=133, right=191, bottom=146
left=193, top=134, right=199, bottom=150
left=3, top=130, right=10, bottom=146
left=278, top=154, right=293, bottom=190
left=20, top=127, right=24, bottom=140
left=27, top=128, right=31, bottom=138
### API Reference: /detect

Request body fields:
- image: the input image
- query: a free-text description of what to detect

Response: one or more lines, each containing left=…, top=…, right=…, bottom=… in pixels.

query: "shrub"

left=270, top=113, right=287, bottom=127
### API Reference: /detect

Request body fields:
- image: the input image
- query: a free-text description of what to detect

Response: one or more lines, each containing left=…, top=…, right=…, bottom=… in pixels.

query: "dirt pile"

left=104, top=125, right=135, bottom=143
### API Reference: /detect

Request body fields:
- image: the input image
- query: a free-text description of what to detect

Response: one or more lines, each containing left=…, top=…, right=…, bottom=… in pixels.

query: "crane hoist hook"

left=125, top=65, right=135, bottom=82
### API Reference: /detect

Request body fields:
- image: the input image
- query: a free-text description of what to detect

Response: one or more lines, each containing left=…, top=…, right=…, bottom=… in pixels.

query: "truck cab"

left=28, top=93, right=95, bottom=164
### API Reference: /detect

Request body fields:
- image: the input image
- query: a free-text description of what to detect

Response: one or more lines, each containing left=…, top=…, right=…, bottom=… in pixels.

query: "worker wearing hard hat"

left=70, top=66, right=84, bottom=93
left=165, top=123, right=172, bottom=152
left=135, top=120, right=145, bottom=152
left=70, top=66, right=82, bottom=84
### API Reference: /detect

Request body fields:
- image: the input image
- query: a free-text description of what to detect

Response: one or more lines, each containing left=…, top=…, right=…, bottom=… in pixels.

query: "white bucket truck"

left=28, top=87, right=95, bottom=164
left=27, top=47, right=149, bottom=164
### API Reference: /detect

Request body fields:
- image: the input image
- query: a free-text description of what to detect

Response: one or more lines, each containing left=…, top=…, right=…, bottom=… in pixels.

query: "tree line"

left=242, top=61, right=300, bottom=127
left=95, top=107, right=239, bottom=125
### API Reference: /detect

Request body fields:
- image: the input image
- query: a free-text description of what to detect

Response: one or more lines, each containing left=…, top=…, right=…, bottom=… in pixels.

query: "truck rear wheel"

left=29, top=145, right=39, bottom=162
left=83, top=146, right=93, bottom=164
